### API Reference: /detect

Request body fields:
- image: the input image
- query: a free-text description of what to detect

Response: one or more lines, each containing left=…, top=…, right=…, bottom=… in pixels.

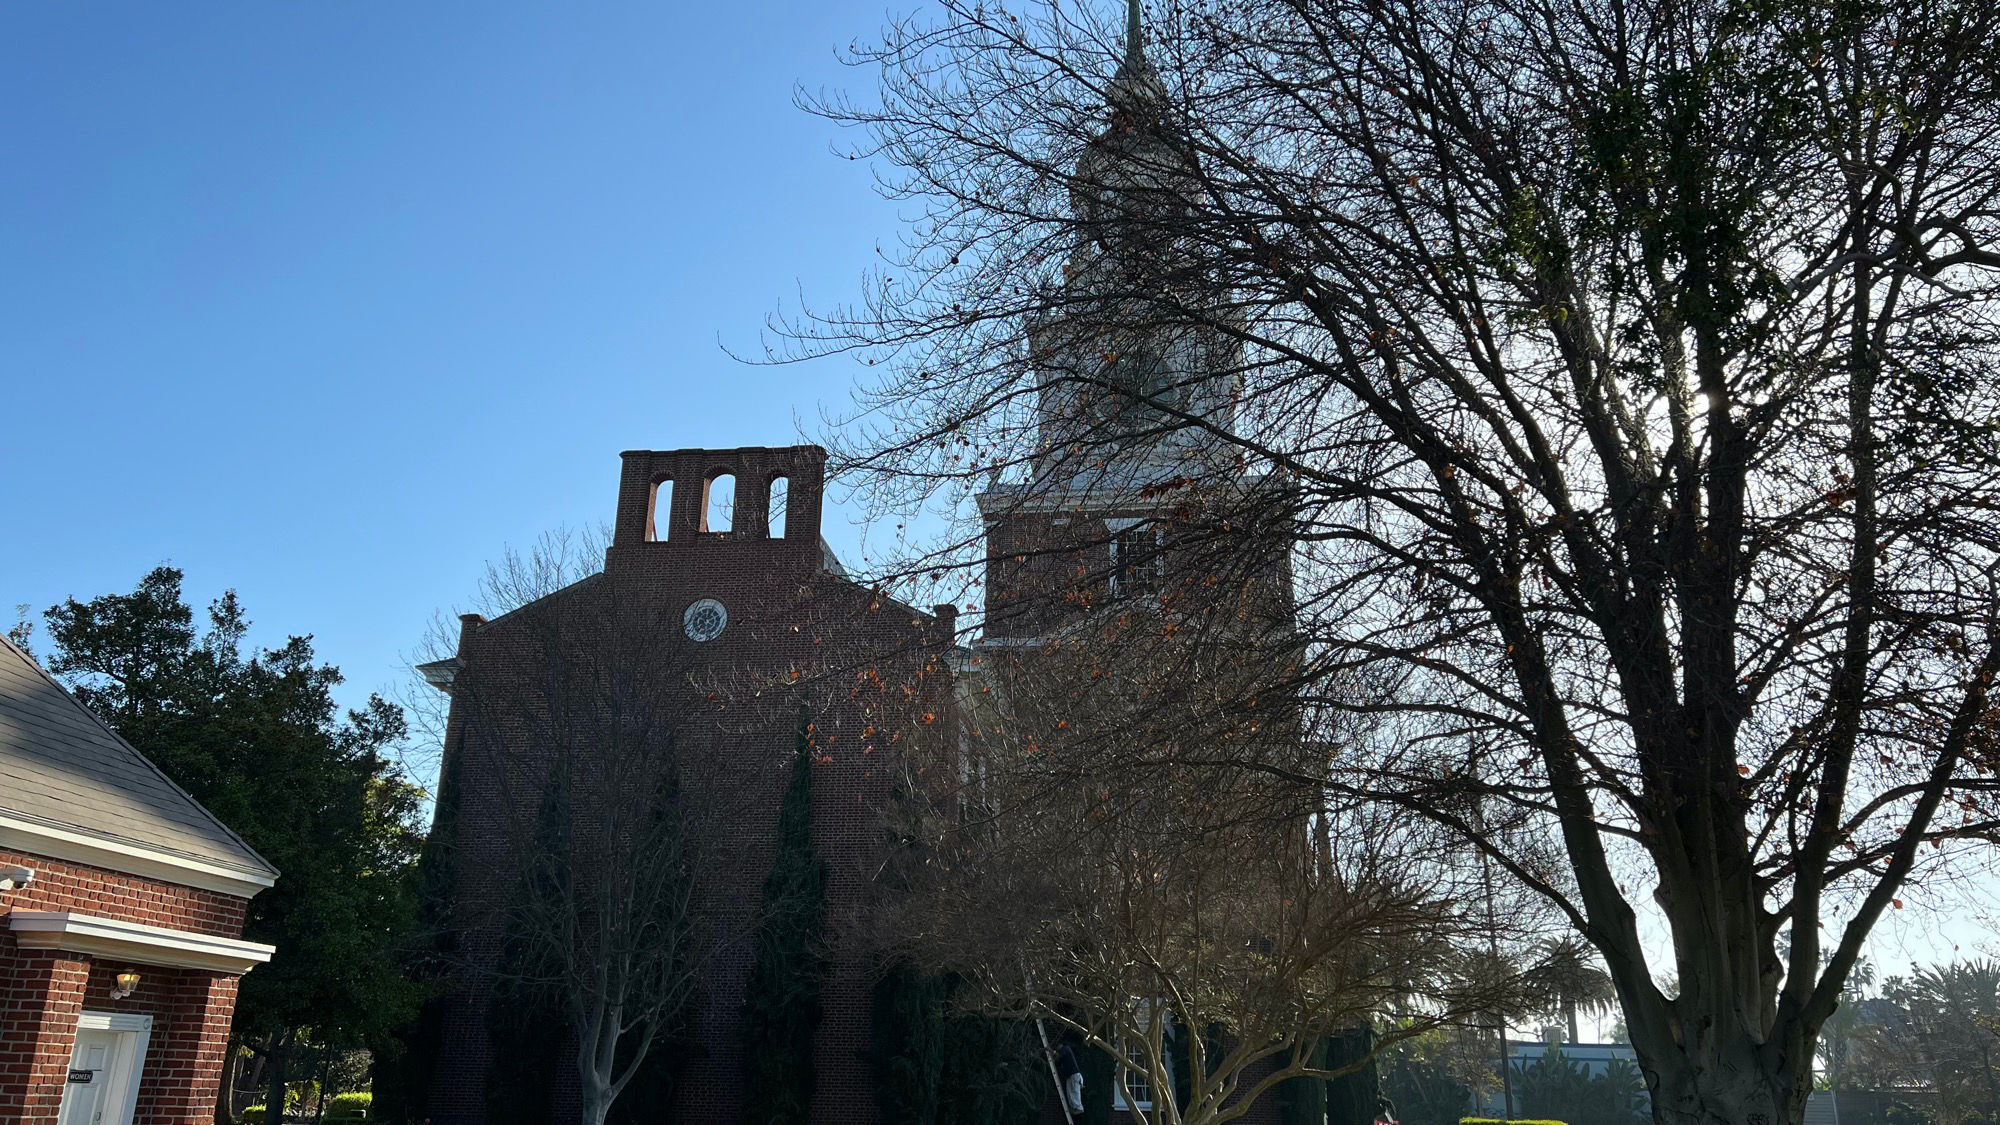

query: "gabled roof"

left=0, top=634, right=277, bottom=897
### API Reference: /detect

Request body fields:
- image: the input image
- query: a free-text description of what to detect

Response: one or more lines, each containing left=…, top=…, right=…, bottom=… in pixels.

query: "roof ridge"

left=0, top=631, right=278, bottom=879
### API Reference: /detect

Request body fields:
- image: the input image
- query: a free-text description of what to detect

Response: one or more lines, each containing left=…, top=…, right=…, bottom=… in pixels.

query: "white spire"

left=1124, top=0, right=1144, bottom=72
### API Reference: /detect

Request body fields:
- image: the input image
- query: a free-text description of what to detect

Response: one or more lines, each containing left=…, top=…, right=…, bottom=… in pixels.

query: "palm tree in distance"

left=1531, top=939, right=1619, bottom=1045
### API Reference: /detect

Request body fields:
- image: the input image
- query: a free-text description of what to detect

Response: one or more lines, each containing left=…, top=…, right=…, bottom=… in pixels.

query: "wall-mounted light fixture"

left=110, top=971, right=141, bottom=1001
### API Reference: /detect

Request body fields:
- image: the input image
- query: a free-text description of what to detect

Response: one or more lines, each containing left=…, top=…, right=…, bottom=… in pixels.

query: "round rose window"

left=682, top=598, right=727, bottom=643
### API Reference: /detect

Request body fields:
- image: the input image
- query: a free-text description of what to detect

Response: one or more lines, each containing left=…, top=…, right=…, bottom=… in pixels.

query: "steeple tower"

left=1123, top=0, right=1146, bottom=74
left=1022, top=0, right=1242, bottom=487
left=974, top=2, right=1285, bottom=646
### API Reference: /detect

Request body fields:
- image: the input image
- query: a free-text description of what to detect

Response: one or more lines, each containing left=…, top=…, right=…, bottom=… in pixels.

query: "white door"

left=58, top=1030, right=116, bottom=1125
left=57, top=1013, right=150, bottom=1125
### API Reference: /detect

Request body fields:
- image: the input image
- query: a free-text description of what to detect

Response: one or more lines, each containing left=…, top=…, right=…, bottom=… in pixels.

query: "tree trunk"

left=1642, top=1039, right=1803, bottom=1125
left=265, top=1041, right=289, bottom=1125
left=215, top=1043, right=239, bottom=1125
left=579, top=1081, right=613, bottom=1125
left=313, top=1050, right=332, bottom=1124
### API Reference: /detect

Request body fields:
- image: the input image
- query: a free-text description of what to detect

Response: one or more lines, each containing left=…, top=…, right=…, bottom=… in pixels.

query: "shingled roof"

left=0, top=634, right=276, bottom=895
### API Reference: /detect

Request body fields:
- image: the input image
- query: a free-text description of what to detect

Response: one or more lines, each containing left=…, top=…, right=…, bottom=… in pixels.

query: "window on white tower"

left=1109, top=524, right=1165, bottom=600
left=1112, top=1001, right=1168, bottom=1112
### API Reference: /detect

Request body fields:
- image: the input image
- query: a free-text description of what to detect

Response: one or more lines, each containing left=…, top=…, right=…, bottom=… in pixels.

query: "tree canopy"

left=794, top=0, right=2000, bottom=1122
left=34, top=567, right=423, bottom=1055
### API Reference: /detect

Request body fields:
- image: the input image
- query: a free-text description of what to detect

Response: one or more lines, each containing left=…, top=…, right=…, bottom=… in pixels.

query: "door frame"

left=68, top=1011, right=152, bottom=1125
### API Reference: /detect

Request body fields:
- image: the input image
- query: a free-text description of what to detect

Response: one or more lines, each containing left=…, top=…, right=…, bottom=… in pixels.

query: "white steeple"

left=1027, top=0, right=1241, bottom=486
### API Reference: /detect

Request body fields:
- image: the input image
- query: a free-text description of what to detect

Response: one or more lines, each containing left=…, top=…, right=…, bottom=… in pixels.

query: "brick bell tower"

left=425, top=444, right=955, bottom=1125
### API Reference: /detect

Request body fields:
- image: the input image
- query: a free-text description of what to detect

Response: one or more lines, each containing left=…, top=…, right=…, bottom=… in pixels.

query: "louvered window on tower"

left=1109, top=525, right=1165, bottom=601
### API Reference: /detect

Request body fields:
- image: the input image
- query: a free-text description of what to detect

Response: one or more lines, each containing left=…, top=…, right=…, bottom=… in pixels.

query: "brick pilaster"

left=0, top=946, right=90, bottom=1123
left=128, top=971, right=237, bottom=1125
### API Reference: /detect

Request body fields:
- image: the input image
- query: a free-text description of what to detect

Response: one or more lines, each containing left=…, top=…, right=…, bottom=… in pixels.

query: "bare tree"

left=787, top=1, right=2000, bottom=1123
left=403, top=524, right=610, bottom=777
left=453, top=583, right=752, bottom=1125
left=882, top=610, right=1544, bottom=1125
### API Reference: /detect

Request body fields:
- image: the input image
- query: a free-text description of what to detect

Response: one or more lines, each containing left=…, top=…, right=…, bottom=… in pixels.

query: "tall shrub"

left=740, top=717, right=830, bottom=1123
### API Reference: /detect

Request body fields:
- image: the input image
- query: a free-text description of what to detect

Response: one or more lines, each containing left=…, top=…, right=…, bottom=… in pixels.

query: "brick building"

left=420, top=446, right=956, bottom=1124
left=0, top=635, right=278, bottom=1125
left=420, top=6, right=1311, bottom=1121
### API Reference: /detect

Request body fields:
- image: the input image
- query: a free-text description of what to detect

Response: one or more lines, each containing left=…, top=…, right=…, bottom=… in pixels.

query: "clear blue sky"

left=4, top=1, right=1992, bottom=969
left=1, top=1, right=905, bottom=719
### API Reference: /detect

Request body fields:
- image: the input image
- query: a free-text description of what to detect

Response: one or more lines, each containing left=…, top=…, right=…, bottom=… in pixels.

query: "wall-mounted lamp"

left=110, top=972, right=141, bottom=1001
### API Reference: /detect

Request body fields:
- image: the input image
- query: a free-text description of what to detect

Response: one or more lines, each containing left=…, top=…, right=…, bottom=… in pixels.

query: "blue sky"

left=1, top=1, right=905, bottom=719
left=3, top=1, right=1991, bottom=970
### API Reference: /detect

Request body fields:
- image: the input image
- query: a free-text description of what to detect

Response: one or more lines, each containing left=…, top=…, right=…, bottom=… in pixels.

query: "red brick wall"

left=0, top=849, right=254, bottom=1125
left=0, top=948, right=89, bottom=1123
left=0, top=848, right=247, bottom=938
left=428, top=446, right=956, bottom=1125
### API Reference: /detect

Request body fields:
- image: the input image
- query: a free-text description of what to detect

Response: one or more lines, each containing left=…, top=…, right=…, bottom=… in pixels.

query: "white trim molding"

left=72, top=1009, right=152, bottom=1125
left=8, top=910, right=275, bottom=975
left=0, top=813, right=276, bottom=899
left=79, top=1010, right=153, bottom=1033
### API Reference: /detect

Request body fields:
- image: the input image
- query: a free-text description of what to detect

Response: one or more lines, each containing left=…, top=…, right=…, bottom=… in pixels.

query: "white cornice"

left=8, top=910, right=274, bottom=975
left=415, top=658, right=458, bottom=693
left=0, top=813, right=276, bottom=899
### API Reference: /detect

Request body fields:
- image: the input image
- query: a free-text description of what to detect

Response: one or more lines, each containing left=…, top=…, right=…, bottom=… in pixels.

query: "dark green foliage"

left=870, top=965, right=1044, bottom=1125
left=483, top=979, right=564, bottom=1125
left=1169, top=1019, right=1195, bottom=1113
left=740, top=717, right=831, bottom=1124
left=1279, top=1038, right=1332, bottom=1125
left=1281, top=1030, right=1381, bottom=1125
left=1326, top=1028, right=1381, bottom=1125
left=603, top=759, right=704, bottom=1123
left=485, top=754, right=573, bottom=1125
left=1509, top=1048, right=1646, bottom=1125
left=933, top=1006, right=1043, bottom=1125
left=1511, top=1048, right=1592, bottom=1125
left=605, top=1013, right=698, bottom=1125
left=872, top=962, right=948, bottom=1123
left=1080, top=1039, right=1114, bottom=1125
left=38, top=568, right=424, bottom=1052
left=1384, top=1056, right=1473, bottom=1125
left=374, top=738, right=468, bottom=1123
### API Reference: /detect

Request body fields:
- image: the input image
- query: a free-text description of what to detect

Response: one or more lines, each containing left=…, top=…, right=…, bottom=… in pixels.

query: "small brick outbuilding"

left=0, top=634, right=277, bottom=1125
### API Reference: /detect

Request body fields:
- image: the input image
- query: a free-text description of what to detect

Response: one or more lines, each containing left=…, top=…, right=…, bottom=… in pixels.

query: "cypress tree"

left=485, top=755, right=572, bottom=1125
left=932, top=1003, right=1043, bottom=1125
left=740, top=715, right=831, bottom=1123
left=871, top=964, right=1044, bottom=1125
left=1279, top=1038, right=1333, bottom=1125
left=375, top=736, right=467, bottom=1123
left=607, top=762, right=703, bottom=1125
left=1325, top=1028, right=1380, bottom=1125
left=1079, top=1040, right=1114, bottom=1125
left=870, top=961, right=948, bottom=1123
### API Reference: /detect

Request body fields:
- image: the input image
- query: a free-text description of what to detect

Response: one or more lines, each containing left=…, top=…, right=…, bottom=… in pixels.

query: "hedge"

left=238, top=1097, right=370, bottom=1124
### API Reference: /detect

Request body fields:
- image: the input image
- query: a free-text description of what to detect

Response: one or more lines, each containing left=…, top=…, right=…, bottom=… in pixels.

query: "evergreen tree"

left=373, top=735, right=466, bottom=1123
left=871, top=961, right=947, bottom=1123
left=1078, top=1041, right=1113, bottom=1125
left=870, top=965, right=1044, bottom=1125
left=1279, top=1039, right=1332, bottom=1125
left=36, top=568, right=423, bottom=1114
left=1324, top=1029, right=1381, bottom=1125
left=740, top=715, right=831, bottom=1124
left=483, top=753, right=573, bottom=1125
left=932, top=1007, right=1042, bottom=1125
